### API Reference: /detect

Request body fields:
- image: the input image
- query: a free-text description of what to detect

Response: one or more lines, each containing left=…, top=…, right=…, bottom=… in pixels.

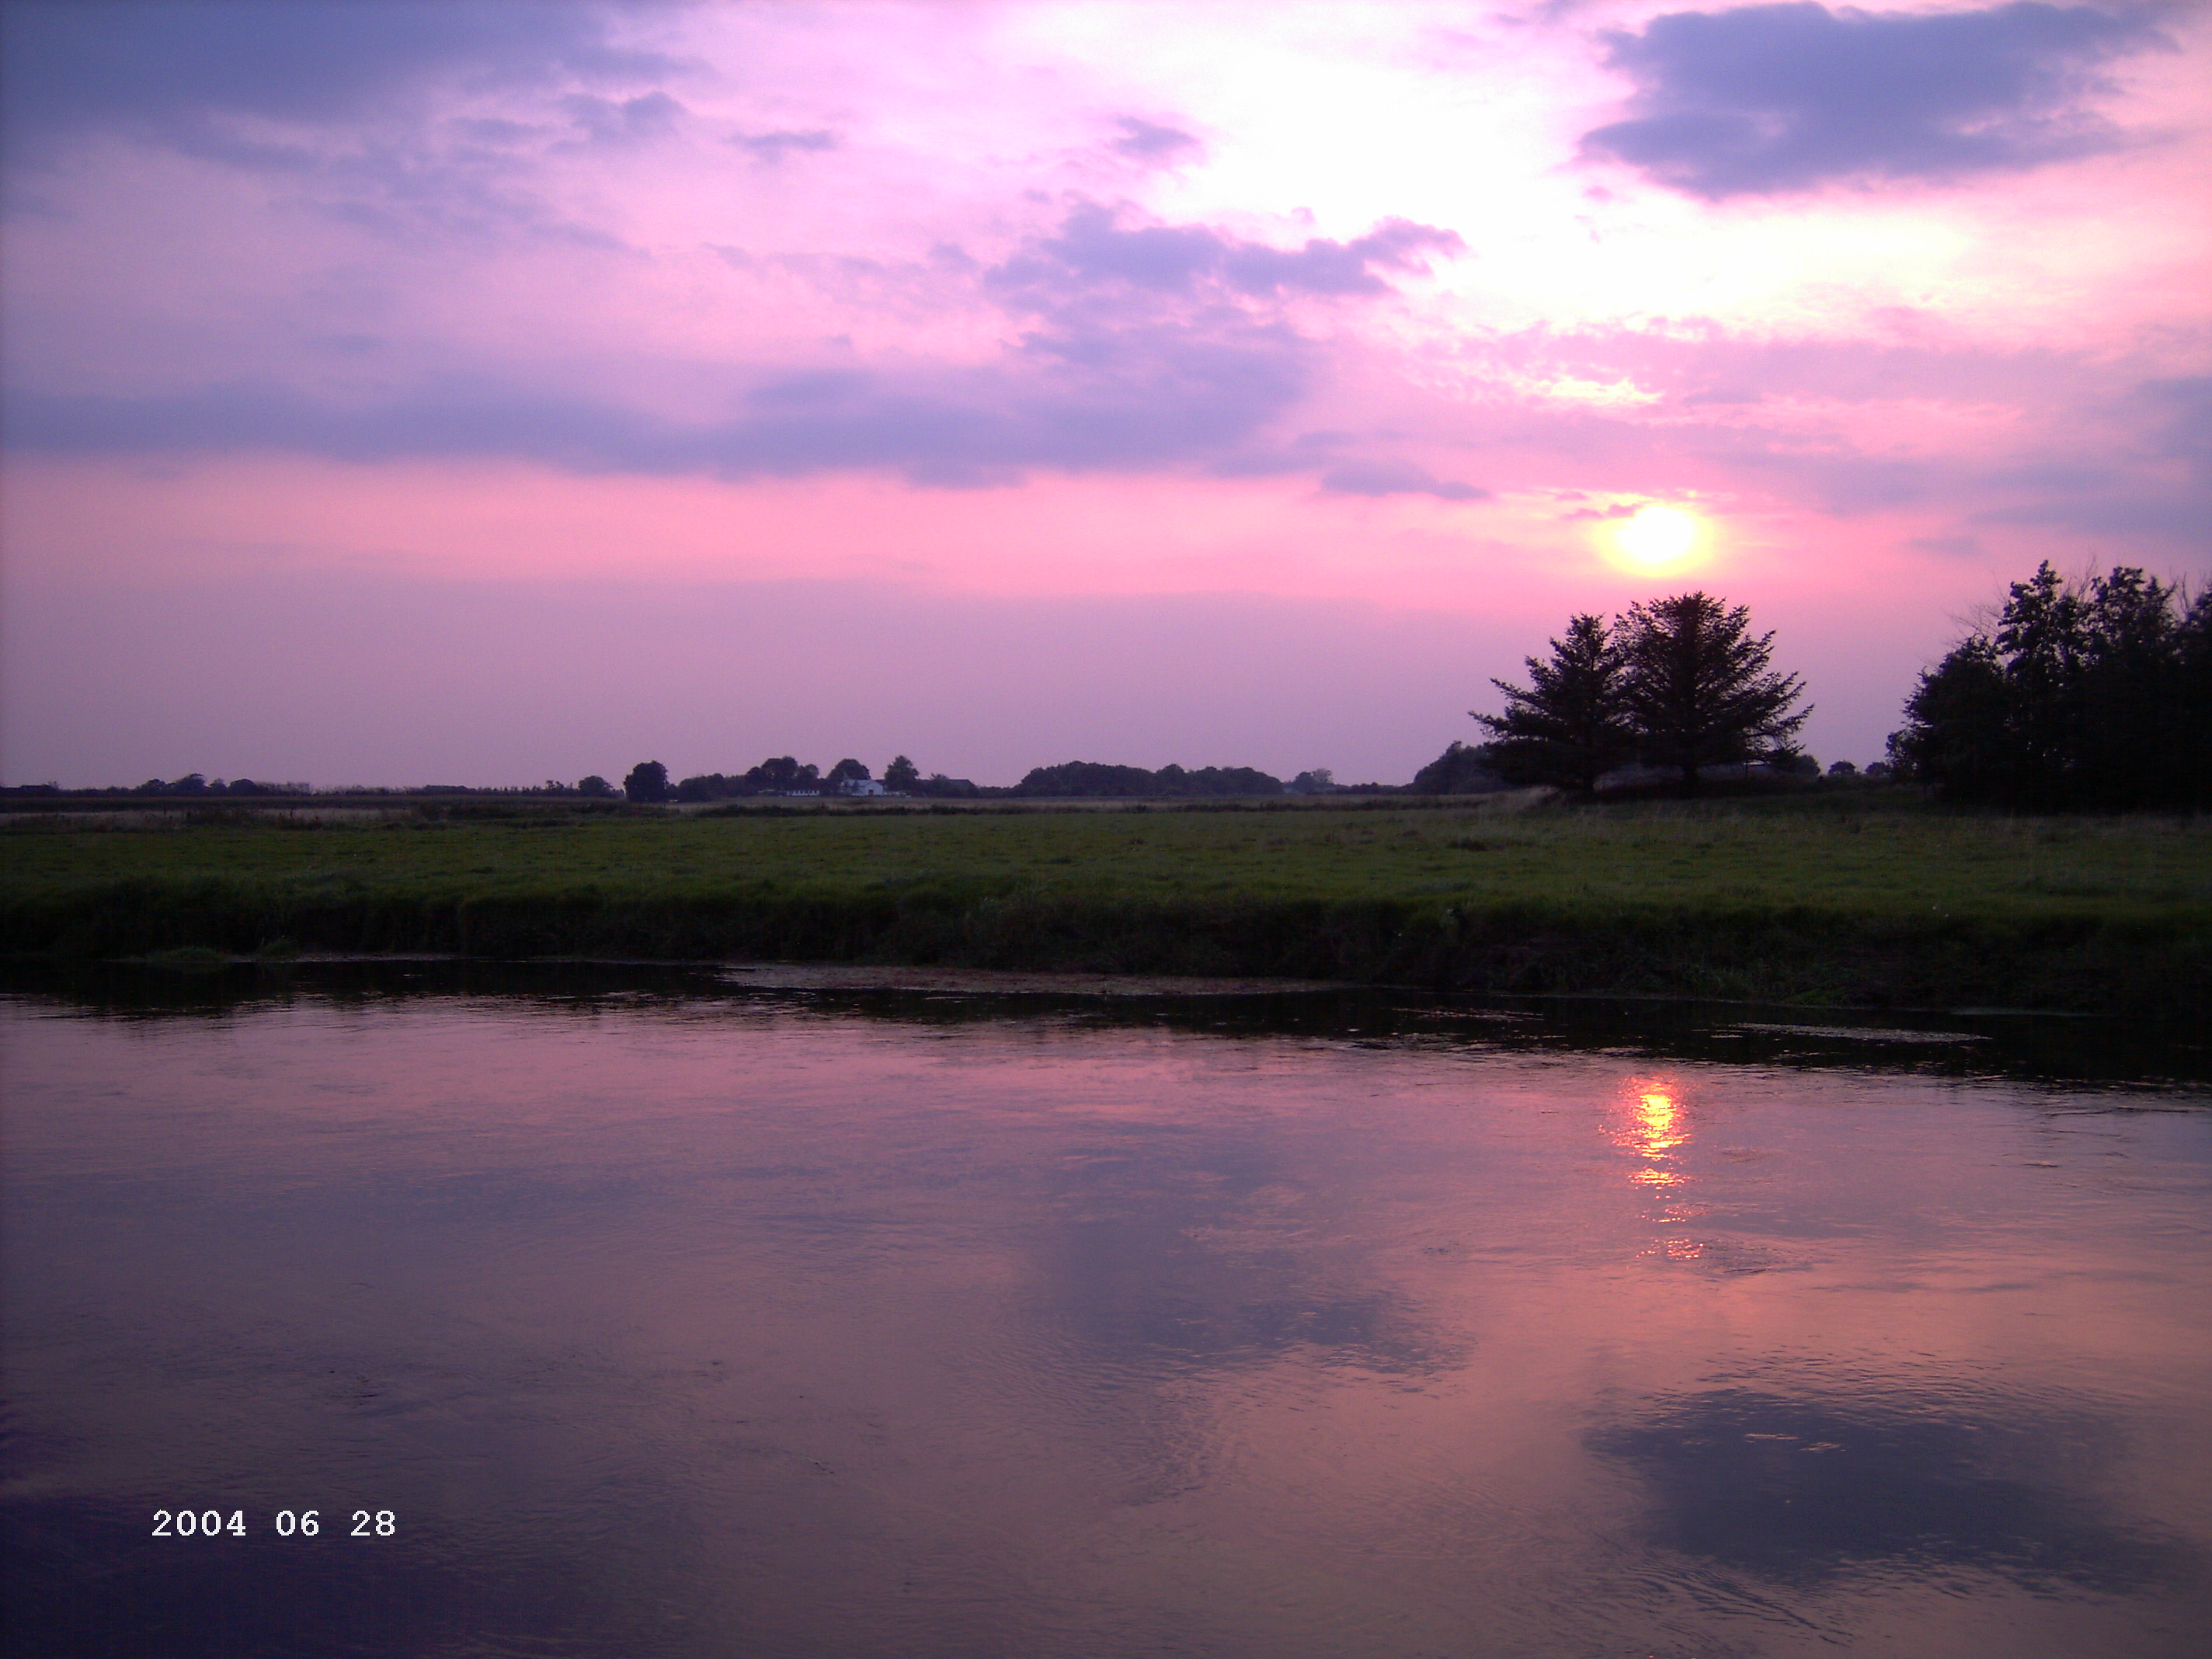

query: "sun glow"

left=1604, top=505, right=1706, bottom=575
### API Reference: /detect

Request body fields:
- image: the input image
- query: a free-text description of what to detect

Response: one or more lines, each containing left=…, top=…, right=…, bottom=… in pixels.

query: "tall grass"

left=5, top=799, right=2206, bottom=1014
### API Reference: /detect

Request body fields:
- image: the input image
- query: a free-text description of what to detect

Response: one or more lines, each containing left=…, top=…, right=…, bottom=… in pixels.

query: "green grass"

left=5, top=796, right=2208, bottom=1014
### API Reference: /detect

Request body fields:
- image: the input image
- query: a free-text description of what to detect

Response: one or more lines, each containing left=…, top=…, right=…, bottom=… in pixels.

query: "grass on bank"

left=5, top=793, right=2208, bottom=1014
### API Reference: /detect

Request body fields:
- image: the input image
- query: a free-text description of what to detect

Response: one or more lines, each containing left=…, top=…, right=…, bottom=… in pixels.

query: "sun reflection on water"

left=1612, top=1075, right=1691, bottom=1187
left=1638, top=1088, right=1684, bottom=1152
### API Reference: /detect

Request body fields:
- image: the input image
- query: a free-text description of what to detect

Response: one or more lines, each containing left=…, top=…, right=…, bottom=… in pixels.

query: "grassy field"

left=5, top=794, right=2208, bottom=1014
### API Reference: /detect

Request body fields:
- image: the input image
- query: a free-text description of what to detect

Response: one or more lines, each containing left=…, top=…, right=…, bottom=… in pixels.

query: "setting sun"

left=1605, top=505, right=1706, bottom=575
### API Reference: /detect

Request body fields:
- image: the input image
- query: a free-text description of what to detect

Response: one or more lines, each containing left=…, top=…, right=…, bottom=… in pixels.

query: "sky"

left=2, top=0, right=2205, bottom=788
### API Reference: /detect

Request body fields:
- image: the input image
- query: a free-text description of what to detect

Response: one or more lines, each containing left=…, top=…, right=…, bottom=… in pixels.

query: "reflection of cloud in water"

left=1014, top=1134, right=1458, bottom=1509
left=1038, top=1164, right=1449, bottom=1380
left=1587, top=1386, right=2193, bottom=1593
left=1056, top=1219, right=1427, bottom=1372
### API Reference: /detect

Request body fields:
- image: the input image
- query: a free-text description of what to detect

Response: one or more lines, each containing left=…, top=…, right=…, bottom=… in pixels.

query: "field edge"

left=5, top=883, right=2203, bottom=1020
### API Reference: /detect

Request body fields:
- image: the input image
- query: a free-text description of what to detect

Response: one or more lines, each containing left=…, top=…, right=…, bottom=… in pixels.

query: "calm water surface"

left=4, top=969, right=2208, bottom=1657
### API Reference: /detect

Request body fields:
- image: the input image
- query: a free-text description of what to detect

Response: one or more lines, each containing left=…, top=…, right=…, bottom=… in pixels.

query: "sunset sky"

left=3, top=0, right=2205, bottom=787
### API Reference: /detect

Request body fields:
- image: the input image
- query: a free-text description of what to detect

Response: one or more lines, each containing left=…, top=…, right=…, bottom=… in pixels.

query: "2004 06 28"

left=151, top=1509, right=394, bottom=1536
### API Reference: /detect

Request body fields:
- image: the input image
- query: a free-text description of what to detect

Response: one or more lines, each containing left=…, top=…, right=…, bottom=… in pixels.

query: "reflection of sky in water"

left=4, top=989, right=2210, bottom=1659
left=1588, top=1385, right=2193, bottom=1594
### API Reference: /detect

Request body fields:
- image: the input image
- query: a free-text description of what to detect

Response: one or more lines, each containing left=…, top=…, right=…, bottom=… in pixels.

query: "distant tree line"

left=620, top=756, right=1319, bottom=802
left=631, top=754, right=982, bottom=803
left=1009, top=762, right=1285, bottom=798
left=1888, top=563, right=2211, bottom=810
left=0, top=774, right=317, bottom=798
left=131, top=774, right=312, bottom=797
left=12, top=759, right=1304, bottom=802
left=1432, top=592, right=1811, bottom=796
left=0, top=776, right=627, bottom=801
left=632, top=756, right=1292, bottom=802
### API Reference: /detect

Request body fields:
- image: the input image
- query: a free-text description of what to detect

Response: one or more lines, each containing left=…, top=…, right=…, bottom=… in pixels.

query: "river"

left=5, top=964, right=2207, bottom=1657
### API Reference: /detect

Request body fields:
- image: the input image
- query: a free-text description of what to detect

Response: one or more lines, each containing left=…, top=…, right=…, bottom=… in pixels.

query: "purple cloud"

left=1318, top=461, right=1490, bottom=501
left=728, top=127, right=840, bottom=162
left=992, top=202, right=1463, bottom=299
left=0, top=0, right=676, bottom=162
left=562, top=89, right=683, bottom=146
left=1581, top=2, right=2172, bottom=197
left=1108, top=117, right=1202, bottom=164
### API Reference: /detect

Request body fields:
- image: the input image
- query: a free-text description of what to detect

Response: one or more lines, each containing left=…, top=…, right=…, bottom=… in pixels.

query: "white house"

left=838, top=778, right=889, bottom=797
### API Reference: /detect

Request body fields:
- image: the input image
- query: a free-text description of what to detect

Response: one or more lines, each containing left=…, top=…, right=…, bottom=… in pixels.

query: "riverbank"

left=5, top=796, right=2206, bottom=1017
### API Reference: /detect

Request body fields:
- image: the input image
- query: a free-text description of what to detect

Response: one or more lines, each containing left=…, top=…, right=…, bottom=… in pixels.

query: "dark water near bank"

left=5, top=965, right=2209, bottom=1657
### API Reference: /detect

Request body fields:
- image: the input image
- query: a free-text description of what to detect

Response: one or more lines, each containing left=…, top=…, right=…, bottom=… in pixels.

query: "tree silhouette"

left=622, top=760, right=671, bottom=803
left=883, top=755, right=920, bottom=791
left=1473, top=613, right=1633, bottom=795
left=1891, top=563, right=2209, bottom=809
left=826, top=758, right=871, bottom=785
left=1617, top=593, right=1809, bottom=791
left=1410, top=743, right=1504, bottom=795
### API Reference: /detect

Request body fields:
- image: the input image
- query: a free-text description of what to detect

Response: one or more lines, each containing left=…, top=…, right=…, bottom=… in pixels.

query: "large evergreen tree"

left=1471, top=613, right=1633, bottom=795
left=1616, top=593, right=1809, bottom=791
